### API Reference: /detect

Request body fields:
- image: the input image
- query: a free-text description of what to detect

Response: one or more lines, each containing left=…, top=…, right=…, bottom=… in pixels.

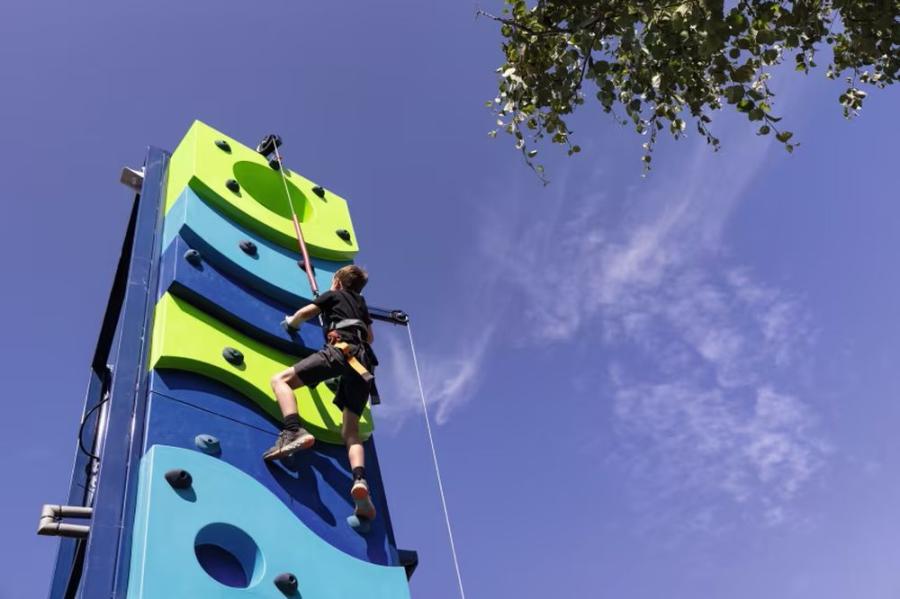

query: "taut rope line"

left=406, top=322, right=467, bottom=599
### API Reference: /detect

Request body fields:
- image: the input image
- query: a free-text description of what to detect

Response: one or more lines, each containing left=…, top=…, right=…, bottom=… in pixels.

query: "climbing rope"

left=267, top=134, right=465, bottom=594
left=406, top=322, right=467, bottom=599
left=271, top=141, right=319, bottom=297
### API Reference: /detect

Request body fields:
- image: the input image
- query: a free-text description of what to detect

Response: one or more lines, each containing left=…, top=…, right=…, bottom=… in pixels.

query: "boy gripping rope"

left=263, top=264, right=378, bottom=521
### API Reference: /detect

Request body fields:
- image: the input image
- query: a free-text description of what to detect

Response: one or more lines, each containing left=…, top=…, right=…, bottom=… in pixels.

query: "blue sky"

left=2, top=1, right=899, bottom=598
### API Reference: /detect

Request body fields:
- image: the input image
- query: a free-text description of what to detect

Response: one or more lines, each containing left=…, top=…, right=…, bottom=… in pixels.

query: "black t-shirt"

left=312, top=289, right=372, bottom=331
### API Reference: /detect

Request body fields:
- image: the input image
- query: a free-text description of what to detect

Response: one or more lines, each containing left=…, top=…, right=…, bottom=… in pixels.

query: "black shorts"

left=292, top=344, right=373, bottom=417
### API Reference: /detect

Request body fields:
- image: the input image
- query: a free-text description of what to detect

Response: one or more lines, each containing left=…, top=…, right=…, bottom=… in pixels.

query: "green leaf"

left=725, top=86, right=745, bottom=104
left=775, top=131, right=794, bottom=142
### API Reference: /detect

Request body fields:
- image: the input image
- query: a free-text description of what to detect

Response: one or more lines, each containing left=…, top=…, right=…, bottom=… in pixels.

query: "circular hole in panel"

left=233, top=161, right=314, bottom=223
left=194, top=522, right=265, bottom=588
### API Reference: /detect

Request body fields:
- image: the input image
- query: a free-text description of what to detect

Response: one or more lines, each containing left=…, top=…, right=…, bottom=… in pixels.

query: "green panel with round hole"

left=165, top=120, right=359, bottom=260
left=149, top=293, right=372, bottom=445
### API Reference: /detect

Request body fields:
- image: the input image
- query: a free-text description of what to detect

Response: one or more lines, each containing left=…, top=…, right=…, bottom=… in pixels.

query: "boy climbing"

left=263, top=264, right=378, bottom=521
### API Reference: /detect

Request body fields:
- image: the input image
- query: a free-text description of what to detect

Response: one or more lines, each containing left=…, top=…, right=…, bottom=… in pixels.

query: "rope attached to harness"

left=405, top=322, right=467, bottom=599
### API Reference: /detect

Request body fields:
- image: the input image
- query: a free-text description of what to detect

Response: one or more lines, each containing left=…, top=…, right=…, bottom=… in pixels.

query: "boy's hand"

left=281, top=316, right=299, bottom=333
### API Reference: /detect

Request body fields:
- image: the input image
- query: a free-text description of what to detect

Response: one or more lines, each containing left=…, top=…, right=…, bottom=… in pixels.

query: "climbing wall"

left=126, top=121, right=411, bottom=597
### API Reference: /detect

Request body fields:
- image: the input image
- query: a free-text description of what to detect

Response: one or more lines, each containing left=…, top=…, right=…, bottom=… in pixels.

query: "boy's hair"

left=334, top=265, right=368, bottom=293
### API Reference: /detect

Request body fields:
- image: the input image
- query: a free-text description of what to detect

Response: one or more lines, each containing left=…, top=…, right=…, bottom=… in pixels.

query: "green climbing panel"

left=165, top=120, right=359, bottom=260
left=149, top=293, right=372, bottom=445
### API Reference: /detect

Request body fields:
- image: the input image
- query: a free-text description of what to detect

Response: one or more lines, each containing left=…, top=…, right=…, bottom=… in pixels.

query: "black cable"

left=77, top=395, right=109, bottom=460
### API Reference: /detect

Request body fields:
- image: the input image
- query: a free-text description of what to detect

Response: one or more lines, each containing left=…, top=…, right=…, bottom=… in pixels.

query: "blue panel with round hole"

left=162, top=188, right=349, bottom=307
left=142, top=385, right=399, bottom=566
left=127, top=445, right=410, bottom=598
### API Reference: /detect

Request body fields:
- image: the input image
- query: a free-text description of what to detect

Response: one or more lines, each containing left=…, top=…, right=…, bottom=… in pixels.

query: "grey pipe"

left=37, top=504, right=92, bottom=538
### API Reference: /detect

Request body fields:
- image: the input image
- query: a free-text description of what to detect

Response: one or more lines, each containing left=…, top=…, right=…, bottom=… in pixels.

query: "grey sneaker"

left=351, top=478, right=376, bottom=520
left=262, top=428, right=315, bottom=461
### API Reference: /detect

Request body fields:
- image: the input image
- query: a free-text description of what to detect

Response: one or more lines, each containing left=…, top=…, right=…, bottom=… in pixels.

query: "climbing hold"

left=225, top=179, right=240, bottom=193
left=239, top=240, right=257, bottom=256
left=346, top=514, right=371, bottom=534
left=222, top=347, right=244, bottom=366
left=273, top=572, right=299, bottom=596
left=164, top=469, right=192, bottom=490
left=183, top=249, right=202, bottom=266
left=268, top=158, right=281, bottom=171
left=194, top=434, right=221, bottom=456
left=296, top=259, right=315, bottom=274
left=336, top=229, right=351, bottom=242
left=397, top=549, right=419, bottom=580
left=312, top=185, right=326, bottom=199
left=256, top=134, right=282, bottom=157
left=215, top=139, right=231, bottom=153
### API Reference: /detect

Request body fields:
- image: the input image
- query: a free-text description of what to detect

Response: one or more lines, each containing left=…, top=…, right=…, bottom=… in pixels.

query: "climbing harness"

left=326, top=318, right=375, bottom=383
left=406, top=322, right=467, bottom=599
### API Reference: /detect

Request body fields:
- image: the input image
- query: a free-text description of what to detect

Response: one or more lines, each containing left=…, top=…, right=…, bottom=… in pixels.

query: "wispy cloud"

left=612, top=381, right=826, bottom=529
left=380, top=102, right=826, bottom=527
left=377, top=325, right=495, bottom=428
left=473, top=120, right=827, bottom=527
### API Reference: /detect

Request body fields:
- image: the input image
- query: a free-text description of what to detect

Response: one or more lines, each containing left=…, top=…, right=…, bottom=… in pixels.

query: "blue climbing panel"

left=158, top=235, right=323, bottom=355
left=143, top=382, right=398, bottom=566
left=162, top=188, right=350, bottom=307
left=127, top=445, right=410, bottom=598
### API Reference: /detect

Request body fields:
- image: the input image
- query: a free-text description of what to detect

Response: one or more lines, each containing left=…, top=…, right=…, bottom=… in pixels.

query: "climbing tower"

left=41, top=121, right=417, bottom=598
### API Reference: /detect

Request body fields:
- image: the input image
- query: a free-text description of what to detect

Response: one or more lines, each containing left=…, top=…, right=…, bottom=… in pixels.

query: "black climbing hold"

left=336, top=229, right=351, bottom=242
left=225, top=179, right=240, bottom=193
left=296, top=259, right=315, bottom=274
left=165, top=469, right=192, bottom=490
left=274, top=572, right=298, bottom=595
left=239, top=240, right=257, bottom=255
left=256, top=134, right=282, bottom=157
left=215, top=139, right=231, bottom=153
left=194, top=434, right=221, bottom=455
left=184, top=249, right=202, bottom=266
left=268, top=158, right=281, bottom=171
left=312, top=185, right=325, bottom=199
left=222, top=347, right=244, bottom=366
left=397, top=549, right=419, bottom=580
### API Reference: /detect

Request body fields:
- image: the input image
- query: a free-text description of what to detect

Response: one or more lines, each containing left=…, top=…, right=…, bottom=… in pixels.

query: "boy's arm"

left=366, top=325, right=374, bottom=344
left=284, top=303, right=321, bottom=329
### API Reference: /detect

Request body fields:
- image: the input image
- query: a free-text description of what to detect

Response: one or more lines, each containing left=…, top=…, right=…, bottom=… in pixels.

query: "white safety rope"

left=406, top=322, right=467, bottom=599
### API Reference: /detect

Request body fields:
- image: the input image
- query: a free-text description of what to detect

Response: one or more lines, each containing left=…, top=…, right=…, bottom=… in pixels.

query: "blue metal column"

left=77, top=148, right=168, bottom=599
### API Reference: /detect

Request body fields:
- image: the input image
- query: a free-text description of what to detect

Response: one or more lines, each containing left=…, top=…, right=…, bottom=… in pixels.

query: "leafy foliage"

left=481, top=0, right=899, bottom=179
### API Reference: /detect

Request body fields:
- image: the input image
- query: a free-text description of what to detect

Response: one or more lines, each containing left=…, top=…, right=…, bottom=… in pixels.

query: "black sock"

left=283, top=413, right=301, bottom=432
left=352, top=466, right=366, bottom=481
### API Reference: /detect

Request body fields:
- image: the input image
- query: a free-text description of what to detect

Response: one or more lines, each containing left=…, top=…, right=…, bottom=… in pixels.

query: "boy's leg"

left=342, top=409, right=365, bottom=472
left=262, top=368, right=315, bottom=461
left=343, top=408, right=376, bottom=520
left=271, top=367, right=304, bottom=425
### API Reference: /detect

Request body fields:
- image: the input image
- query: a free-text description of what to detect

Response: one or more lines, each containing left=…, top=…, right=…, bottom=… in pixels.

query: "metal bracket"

left=369, top=306, right=409, bottom=326
left=119, top=167, right=144, bottom=191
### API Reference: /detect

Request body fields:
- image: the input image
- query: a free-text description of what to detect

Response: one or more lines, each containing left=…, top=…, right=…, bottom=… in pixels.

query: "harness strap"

left=327, top=331, right=375, bottom=384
